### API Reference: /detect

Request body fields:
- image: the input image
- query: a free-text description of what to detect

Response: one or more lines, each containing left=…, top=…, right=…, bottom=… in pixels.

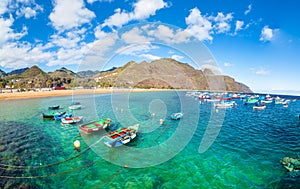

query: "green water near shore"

left=0, top=92, right=300, bottom=188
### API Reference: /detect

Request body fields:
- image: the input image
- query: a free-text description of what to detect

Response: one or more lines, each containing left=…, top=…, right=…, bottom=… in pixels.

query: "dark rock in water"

left=19, top=183, right=34, bottom=189
left=0, top=121, right=62, bottom=188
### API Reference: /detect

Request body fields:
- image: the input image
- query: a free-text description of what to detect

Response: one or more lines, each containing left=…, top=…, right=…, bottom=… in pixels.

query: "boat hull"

left=62, top=116, right=83, bottom=124
left=78, top=118, right=111, bottom=134
left=103, top=124, right=139, bottom=147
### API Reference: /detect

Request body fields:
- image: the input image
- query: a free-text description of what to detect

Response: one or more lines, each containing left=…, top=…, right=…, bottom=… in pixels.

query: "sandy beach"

left=0, top=88, right=170, bottom=101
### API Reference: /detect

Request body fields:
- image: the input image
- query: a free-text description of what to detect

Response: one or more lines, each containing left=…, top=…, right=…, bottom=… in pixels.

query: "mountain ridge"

left=94, top=58, right=252, bottom=92
left=0, top=59, right=252, bottom=93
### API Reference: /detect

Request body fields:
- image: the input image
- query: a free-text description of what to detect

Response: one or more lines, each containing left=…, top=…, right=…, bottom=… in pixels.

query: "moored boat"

left=43, top=111, right=66, bottom=120
left=69, top=104, right=82, bottom=110
left=78, top=118, right=111, bottom=134
left=244, top=97, right=259, bottom=105
left=253, top=104, right=266, bottom=110
left=171, top=112, right=184, bottom=120
left=54, top=113, right=72, bottom=121
left=261, top=99, right=273, bottom=104
left=48, top=105, right=60, bottom=110
left=62, top=116, right=83, bottom=124
left=103, top=124, right=139, bottom=147
left=214, top=101, right=236, bottom=109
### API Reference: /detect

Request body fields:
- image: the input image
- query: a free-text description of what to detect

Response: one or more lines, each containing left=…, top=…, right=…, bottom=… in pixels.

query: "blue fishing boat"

left=54, top=113, right=72, bottom=121
left=103, top=124, right=139, bottom=147
left=171, top=112, right=184, bottom=120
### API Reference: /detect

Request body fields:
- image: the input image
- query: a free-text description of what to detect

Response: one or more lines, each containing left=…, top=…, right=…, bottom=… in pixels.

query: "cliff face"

left=95, top=58, right=252, bottom=92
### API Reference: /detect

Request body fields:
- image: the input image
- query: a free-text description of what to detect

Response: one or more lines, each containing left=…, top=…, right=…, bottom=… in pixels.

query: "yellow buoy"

left=74, top=140, right=80, bottom=151
left=215, top=109, right=219, bottom=113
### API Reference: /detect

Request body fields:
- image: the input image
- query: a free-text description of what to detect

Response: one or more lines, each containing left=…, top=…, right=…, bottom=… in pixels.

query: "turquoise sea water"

left=1, top=91, right=300, bottom=188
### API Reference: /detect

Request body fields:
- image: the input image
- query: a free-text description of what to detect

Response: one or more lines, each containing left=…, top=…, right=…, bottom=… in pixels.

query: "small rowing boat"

left=61, top=116, right=83, bottom=124
left=171, top=112, right=184, bottom=120
left=103, top=124, right=139, bottom=147
left=78, top=118, right=111, bottom=134
left=253, top=104, right=266, bottom=110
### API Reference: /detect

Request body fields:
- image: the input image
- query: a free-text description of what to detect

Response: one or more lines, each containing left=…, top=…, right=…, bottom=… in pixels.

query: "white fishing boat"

left=253, top=105, right=266, bottom=110
left=61, top=116, right=83, bottom=124
left=69, top=104, right=82, bottom=110
left=214, top=101, right=236, bottom=109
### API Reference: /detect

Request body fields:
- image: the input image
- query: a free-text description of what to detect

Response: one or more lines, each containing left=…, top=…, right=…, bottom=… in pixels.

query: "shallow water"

left=0, top=92, right=300, bottom=188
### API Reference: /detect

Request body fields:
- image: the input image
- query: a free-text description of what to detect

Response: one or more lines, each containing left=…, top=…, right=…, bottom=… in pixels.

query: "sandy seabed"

left=0, top=88, right=171, bottom=101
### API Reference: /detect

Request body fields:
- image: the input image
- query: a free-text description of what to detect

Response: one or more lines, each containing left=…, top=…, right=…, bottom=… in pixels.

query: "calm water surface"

left=0, top=91, right=300, bottom=188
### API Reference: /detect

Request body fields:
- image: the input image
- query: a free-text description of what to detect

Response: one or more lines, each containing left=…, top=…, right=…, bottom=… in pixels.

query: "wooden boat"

left=214, top=101, right=236, bottom=109
left=54, top=113, right=72, bottom=121
left=244, top=98, right=259, bottom=105
left=253, top=105, right=266, bottom=110
left=261, top=100, right=273, bottom=104
left=78, top=118, right=111, bottom=134
left=48, top=105, right=60, bottom=110
left=103, top=124, right=139, bottom=147
left=43, top=111, right=66, bottom=120
left=61, top=116, right=83, bottom=124
left=171, top=112, right=184, bottom=120
left=69, top=104, right=82, bottom=110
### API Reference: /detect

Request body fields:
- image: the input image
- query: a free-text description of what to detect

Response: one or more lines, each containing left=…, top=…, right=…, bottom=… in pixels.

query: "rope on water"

left=0, top=158, right=100, bottom=179
left=0, top=136, right=105, bottom=171
left=153, top=125, right=170, bottom=143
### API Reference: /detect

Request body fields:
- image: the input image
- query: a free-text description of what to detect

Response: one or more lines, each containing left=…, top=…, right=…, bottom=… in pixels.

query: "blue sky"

left=0, top=0, right=299, bottom=94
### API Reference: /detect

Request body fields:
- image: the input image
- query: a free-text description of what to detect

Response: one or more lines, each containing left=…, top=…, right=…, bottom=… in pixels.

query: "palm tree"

left=46, top=80, right=52, bottom=91
left=18, top=82, right=25, bottom=92
left=8, top=81, right=14, bottom=93
left=37, top=81, right=43, bottom=90
left=0, top=81, right=4, bottom=93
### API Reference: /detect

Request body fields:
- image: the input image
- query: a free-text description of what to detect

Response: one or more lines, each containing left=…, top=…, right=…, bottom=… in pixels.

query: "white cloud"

left=0, top=0, right=10, bottom=15
left=16, top=5, right=43, bottom=18
left=146, top=24, right=190, bottom=44
left=251, top=67, right=271, bottom=75
left=244, top=4, right=252, bottom=15
left=224, top=62, right=233, bottom=67
left=0, top=15, right=28, bottom=45
left=87, top=0, right=113, bottom=3
left=102, top=8, right=130, bottom=29
left=212, top=12, right=233, bottom=34
left=102, top=0, right=167, bottom=29
left=185, top=7, right=213, bottom=41
left=260, top=26, right=273, bottom=42
left=116, top=43, right=158, bottom=56
left=201, top=64, right=222, bottom=74
left=94, top=26, right=109, bottom=39
left=171, top=54, right=184, bottom=61
left=140, top=54, right=161, bottom=61
left=50, top=34, right=81, bottom=49
left=203, top=58, right=216, bottom=64
left=49, top=0, right=95, bottom=31
left=132, top=0, right=167, bottom=20
left=0, top=42, right=52, bottom=69
left=234, top=20, right=244, bottom=34
left=121, top=27, right=152, bottom=44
